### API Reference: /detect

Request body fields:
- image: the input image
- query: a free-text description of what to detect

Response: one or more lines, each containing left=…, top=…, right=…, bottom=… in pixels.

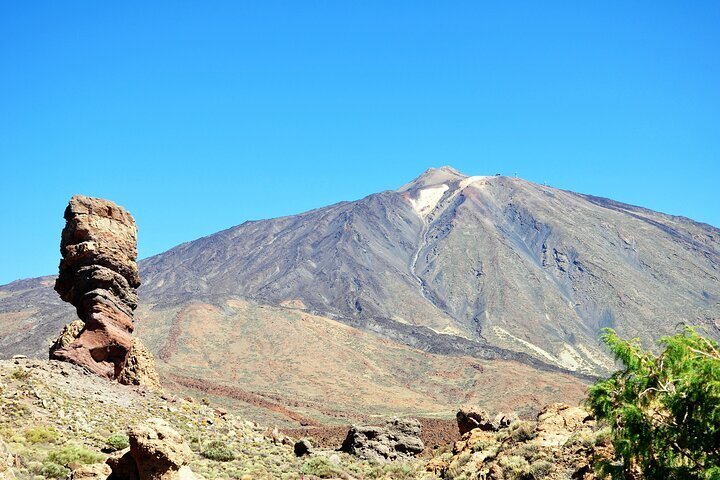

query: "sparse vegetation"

left=508, top=420, right=535, bottom=443
left=564, top=430, right=595, bottom=449
left=512, top=442, right=538, bottom=460
left=300, top=456, right=343, bottom=478
left=472, top=439, right=496, bottom=453
left=11, top=367, right=31, bottom=381
left=593, top=426, right=612, bottom=447
left=25, top=444, right=105, bottom=480
left=499, top=455, right=529, bottom=479
left=528, top=459, right=552, bottom=479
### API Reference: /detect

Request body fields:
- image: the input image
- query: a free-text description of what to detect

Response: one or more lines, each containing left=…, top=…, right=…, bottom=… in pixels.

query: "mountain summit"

left=2, top=167, right=719, bottom=420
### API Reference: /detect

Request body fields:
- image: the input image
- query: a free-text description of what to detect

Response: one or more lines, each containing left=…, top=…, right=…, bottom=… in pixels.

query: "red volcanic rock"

left=51, top=195, right=140, bottom=380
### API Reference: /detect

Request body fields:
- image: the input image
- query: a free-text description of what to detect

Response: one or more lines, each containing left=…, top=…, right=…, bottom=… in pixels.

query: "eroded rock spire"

left=50, top=195, right=157, bottom=386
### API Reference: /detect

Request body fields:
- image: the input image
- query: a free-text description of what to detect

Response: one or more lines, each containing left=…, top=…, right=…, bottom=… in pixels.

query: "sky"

left=1, top=2, right=719, bottom=285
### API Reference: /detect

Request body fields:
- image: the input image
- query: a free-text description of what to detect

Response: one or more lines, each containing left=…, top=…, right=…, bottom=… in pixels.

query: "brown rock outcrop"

left=69, top=463, right=112, bottom=480
left=457, top=406, right=518, bottom=435
left=108, top=418, right=201, bottom=480
left=50, top=195, right=154, bottom=383
left=431, top=404, right=611, bottom=480
left=117, top=338, right=162, bottom=390
left=534, top=403, right=594, bottom=447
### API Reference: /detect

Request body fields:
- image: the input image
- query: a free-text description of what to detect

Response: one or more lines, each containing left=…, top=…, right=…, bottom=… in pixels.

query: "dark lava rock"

left=340, top=418, right=424, bottom=461
left=293, top=439, right=313, bottom=457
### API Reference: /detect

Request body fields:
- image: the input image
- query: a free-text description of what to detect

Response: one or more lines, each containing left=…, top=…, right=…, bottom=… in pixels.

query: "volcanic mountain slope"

left=1, top=166, right=719, bottom=421
left=139, top=167, right=720, bottom=374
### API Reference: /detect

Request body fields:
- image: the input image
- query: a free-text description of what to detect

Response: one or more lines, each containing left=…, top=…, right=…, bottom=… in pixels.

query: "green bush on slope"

left=105, top=432, right=130, bottom=452
left=46, top=444, right=104, bottom=465
left=586, top=327, right=720, bottom=479
left=35, top=444, right=104, bottom=480
left=300, top=456, right=343, bottom=478
left=25, top=426, right=60, bottom=444
left=200, top=440, right=235, bottom=462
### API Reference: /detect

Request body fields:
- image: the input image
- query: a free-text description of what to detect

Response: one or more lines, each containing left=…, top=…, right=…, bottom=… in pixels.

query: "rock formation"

left=429, top=404, right=611, bottom=479
left=108, top=418, right=201, bottom=480
left=68, top=463, right=112, bottom=480
left=50, top=195, right=158, bottom=386
left=116, top=338, right=162, bottom=390
left=340, top=418, right=424, bottom=461
left=457, top=406, right=518, bottom=435
left=49, top=319, right=85, bottom=356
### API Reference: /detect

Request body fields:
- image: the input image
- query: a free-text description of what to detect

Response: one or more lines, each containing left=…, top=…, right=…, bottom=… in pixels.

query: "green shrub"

left=46, top=444, right=104, bottom=465
left=587, top=327, right=720, bottom=480
left=25, top=426, right=60, bottom=444
left=512, top=442, right=539, bottom=459
left=11, top=368, right=30, bottom=381
left=453, top=451, right=472, bottom=469
left=4, top=401, right=30, bottom=419
left=105, top=433, right=130, bottom=452
left=499, top=455, right=530, bottom=479
left=528, top=459, right=553, bottom=479
left=445, top=466, right=470, bottom=480
left=377, top=462, right=415, bottom=478
left=509, top=421, right=535, bottom=442
left=39, top=462, right=69, bottom=480
left=201, top=440, right=235, bottom=462
left=472, top=439, right=496, bottom=453
left=564, top=430, right=595, bottom=449
left=300, top=456, right=343, bottom=478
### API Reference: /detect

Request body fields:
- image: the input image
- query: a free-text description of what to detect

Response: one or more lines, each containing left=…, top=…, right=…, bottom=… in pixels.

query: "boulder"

left=107, top=418, right=201, bottom=480
left=456, top=406, right=495, bottom=434
left=534, top=403, right=595, bottom=447
left=107, top=449, right=138, bottom=480
left=493, top=411, right=519, bottom=429
left=293, top=439, right=313, bottom=457
left=69, top=463, right=112, bottom=480
left=262, top=426, right=292, bottom=445
left=341, top=418, right=424, bottom=461
left=457, top=407, right=519, bottom=435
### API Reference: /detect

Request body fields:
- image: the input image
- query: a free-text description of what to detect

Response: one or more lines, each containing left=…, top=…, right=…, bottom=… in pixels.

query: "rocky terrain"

left=1, top=167, right=719, bottom=428
left=0, top=359, right=437, bottom=479
left=428, top=404, right=612, bottom=479
left=0, top=358, right=610, bottom=480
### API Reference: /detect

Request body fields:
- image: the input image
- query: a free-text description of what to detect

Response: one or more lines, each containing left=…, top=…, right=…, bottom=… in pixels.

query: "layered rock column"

left=51, top=195, right=141, bottom=380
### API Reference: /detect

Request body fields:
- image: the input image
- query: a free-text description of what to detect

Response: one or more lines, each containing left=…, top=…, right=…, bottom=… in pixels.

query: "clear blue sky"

left=1, top=2, right=719, bottom=285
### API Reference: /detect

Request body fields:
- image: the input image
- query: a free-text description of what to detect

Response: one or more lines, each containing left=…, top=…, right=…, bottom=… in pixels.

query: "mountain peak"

left=398, top=166, right=503, bottom=216
left=436, top=165, right=466, bottom=176
left=398, top=166, right=468, bottom=192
